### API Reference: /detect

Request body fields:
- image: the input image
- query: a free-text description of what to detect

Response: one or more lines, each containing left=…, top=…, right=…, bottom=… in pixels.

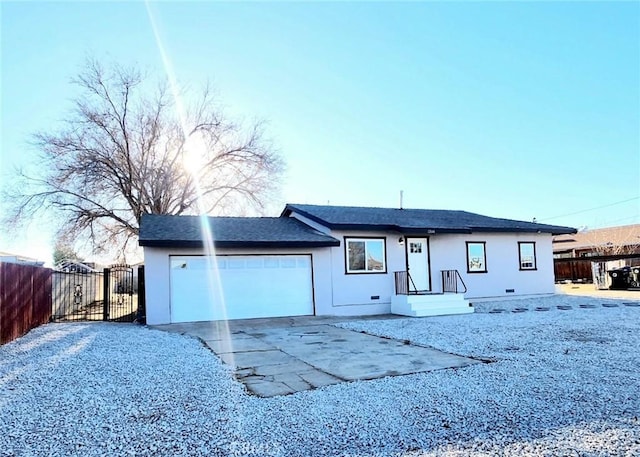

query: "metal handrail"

left=394, top=270, right=429, bottom=295
left=397, top=270, right=467, bottom=295
left=394, top=271, right=419, bottom=295
left=441, top=270, right=467, bottom=294
left=407, top=271, right=419, bottom=294
left=394, top=271, right=409, bottom=295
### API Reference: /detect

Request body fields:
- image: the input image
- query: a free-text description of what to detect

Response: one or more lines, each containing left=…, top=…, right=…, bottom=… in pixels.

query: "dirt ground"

left=555, top=283, right=640, bottom=300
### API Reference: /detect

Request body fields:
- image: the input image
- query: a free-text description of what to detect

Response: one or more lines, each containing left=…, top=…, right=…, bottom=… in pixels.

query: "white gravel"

left=2, top=294, right=640, bottom=456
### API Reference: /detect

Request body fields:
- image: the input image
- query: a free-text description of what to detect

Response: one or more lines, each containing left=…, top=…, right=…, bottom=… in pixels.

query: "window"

left=466, top=241, right=487, bottom=273
left=345, top=238, right=386, bottom=273
left=519, top=242, right=537, bottom=270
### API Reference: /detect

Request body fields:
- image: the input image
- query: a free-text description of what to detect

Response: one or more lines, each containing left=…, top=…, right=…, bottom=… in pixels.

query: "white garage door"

left=170, top=255, right=314, bottom=323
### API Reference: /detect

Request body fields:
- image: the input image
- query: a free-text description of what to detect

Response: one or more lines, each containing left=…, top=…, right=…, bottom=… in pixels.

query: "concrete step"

left=411, top=304, right=474, bottom=317
left=391, top=294, right=474, bottom=317
left=407, top=295, right=467, bottom=306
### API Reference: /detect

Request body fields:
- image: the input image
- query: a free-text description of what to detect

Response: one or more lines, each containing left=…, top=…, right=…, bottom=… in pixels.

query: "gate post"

left=103, top=268, right=110, bottom=321
left=137, top=265, right=146, bottom=324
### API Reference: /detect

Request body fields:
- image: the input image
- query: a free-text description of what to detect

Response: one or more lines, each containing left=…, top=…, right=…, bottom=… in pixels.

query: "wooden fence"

left=554, top=255, right=640, bottom=284
left=0, top=263, right=52, bottom=345
left=554, top=259, right=594, bottom=283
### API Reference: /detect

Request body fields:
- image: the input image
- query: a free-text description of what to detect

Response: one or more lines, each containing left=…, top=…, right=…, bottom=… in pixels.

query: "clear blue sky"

left=1, top=1, right=639, bottom=263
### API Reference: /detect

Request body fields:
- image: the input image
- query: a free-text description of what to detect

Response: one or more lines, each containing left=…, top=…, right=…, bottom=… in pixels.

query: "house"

left=552, top=224, right=640, bottom=285
left=0, top=251, right=45, bottom=267
left=139, top=204, right=576, bottom=325
left=55, top=259, right=99, bottom=273
left=553, top=224, right=640, bottom=258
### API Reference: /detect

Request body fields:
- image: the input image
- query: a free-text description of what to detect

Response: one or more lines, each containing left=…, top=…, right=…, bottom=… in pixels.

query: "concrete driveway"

left=154, top=315, right=481, bottom=397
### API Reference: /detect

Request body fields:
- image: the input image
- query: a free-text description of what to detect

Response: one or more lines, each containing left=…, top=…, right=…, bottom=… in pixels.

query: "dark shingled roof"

left=139, top=214, right=340, bottom=248
left=282, top=204, right=576, bottom=235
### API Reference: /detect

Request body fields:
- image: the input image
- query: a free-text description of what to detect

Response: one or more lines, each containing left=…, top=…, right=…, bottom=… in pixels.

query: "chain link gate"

left=52, top=265, right=144, bottom=323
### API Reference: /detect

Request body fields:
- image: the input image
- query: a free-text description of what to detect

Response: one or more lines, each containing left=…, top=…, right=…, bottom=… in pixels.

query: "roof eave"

left=466, top=226, right=577, bottom=235
left=139, top=239, right=202, bottom=248
left=215, top=240, right=340, bottom=248
left=399, top=227, right=471, bottom=235
left=139, top=239, right=340, bottom=249
left=547, top=227, right=578, bottom=235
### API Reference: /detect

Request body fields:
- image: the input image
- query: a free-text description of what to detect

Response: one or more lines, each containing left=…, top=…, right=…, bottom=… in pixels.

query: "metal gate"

left=592, top=261, right=609, bottom=290
left=52, top=265, right=144, bottom=323
left=105, top=264, right=136, bottom=322
left=52, top=269, right=104, bottom=321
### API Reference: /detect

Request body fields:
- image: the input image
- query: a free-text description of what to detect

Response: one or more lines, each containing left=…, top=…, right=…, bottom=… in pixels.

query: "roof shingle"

left=139, top=214, right=340, bottom=248
left=282, top=204, right=576, bottom=235
left=553, top=224, right=640, bottom=252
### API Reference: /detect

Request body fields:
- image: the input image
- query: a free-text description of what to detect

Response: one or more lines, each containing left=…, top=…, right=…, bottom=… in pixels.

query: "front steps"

left=391, top=293, right=474, bottom=317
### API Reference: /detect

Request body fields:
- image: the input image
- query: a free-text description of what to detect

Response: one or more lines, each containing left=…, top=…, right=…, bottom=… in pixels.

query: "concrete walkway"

left=153, top=315, right=480, bottom=397
left=556, top=283, right=640, bottom=300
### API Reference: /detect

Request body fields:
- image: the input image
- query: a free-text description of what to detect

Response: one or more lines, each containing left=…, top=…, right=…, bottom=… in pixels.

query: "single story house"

left=0, top=251, right=45, bottom=267
left=139, top=204, right=576, bottom=325
left=55, top=260, right=99, bottom=273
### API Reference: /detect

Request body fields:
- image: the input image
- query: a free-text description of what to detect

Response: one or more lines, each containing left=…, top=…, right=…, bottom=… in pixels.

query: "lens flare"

left=145, top=2, right=235, bottom=360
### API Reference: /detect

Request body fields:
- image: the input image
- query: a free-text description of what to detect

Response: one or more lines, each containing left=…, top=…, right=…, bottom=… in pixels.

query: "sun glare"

left=183, top=131, right=208, bottom=176
left=145, top=1, right=235, bottom=362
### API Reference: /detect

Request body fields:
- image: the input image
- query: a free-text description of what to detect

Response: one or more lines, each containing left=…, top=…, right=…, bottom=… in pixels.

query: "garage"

left=139, top=214, right=339, bottom=325
left=170, top=254, right=314, bottom=322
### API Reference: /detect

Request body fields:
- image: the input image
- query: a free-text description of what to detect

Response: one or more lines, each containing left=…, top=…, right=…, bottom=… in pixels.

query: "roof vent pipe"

left=400, top=190, right=404, bottom=210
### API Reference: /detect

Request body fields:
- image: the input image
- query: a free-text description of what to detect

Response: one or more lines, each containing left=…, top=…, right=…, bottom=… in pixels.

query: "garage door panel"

left=170, top=269, right=217, bottom=323
left=170, top=255, right=313, bottom=323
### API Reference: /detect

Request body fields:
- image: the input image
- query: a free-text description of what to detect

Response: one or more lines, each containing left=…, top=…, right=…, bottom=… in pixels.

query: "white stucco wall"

left=429, top=232, right=556, bottom=299
left=320, top=230, right=556, bottom=312
left=320, top=230, right=405, bottom=316
left=144, top=228, right=557, bottom=324
left=143, top=246, right=333, bottom=325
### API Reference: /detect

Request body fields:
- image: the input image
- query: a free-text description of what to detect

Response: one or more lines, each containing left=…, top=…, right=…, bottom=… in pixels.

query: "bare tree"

left=582, top=225, right=640, bottom=257
left=4, top=59, right=284, bottom=256
left=53, top=240, right=83, bottom=266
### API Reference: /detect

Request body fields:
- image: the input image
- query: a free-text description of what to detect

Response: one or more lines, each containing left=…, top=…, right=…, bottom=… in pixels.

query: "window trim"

left=344, top=236, right=387, bottom=275
left=466, top=241, right=488, bottom=274
left=518, top=241, right=537, bottom=271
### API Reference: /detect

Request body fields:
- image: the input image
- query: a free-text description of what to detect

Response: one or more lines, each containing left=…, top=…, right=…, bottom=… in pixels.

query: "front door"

left=407, top=237, right=431, bottom=292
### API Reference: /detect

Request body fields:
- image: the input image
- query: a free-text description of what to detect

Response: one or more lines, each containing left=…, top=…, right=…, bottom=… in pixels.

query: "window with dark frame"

left=466, top=241, right=487, bottom=273
left=345, top=238, right=386, bottom=273
left=518, top=242, right=537, bottom=270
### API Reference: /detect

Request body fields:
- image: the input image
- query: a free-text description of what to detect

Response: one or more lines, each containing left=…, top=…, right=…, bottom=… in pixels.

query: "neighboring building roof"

left=0, top=251, right=45, bottom=266
left=55, top=260, right=98, bottom=273
left=139, top=214, right=341, bottom=248
left=282, top=204, right=576, bottom=235
left=553, top=224, right=640, bottom=253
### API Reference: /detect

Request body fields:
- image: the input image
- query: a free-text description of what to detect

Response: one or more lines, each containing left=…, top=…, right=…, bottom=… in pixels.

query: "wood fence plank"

left=0, top=263, right=52, bottom=345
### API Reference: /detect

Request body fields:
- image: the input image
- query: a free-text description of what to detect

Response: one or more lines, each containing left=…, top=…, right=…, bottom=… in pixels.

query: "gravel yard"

left=2, top=295, right=639, bottom=456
